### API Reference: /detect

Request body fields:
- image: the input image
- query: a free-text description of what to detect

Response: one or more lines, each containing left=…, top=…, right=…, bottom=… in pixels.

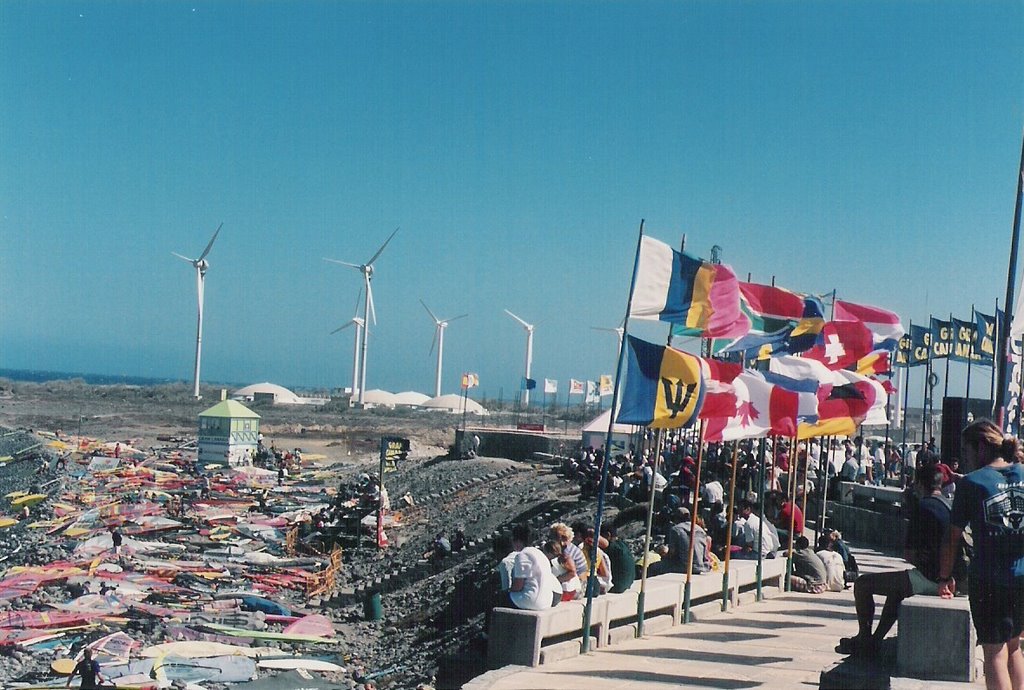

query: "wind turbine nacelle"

left=197, top=259, right=210, bottom=273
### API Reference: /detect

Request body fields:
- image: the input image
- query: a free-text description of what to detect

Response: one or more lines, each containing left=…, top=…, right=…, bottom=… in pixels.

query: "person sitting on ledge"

left=837, top=467, right=950, bottom=657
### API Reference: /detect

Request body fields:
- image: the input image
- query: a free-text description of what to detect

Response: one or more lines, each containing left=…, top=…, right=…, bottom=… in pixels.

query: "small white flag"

left=544, top=379, right=558, bottom=394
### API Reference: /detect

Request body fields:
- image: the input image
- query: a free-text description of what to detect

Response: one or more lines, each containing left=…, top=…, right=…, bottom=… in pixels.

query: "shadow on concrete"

left=702, top=618, right=824, bottom=629
left=551, top=669, right=761, bottom=688
left=668, top=631, right=778, bottom=643
left=766, top=608, right=858, bottom=621
left=609, top=647, right=792, bottom=666
left=819, top=639, right=896, bottom=690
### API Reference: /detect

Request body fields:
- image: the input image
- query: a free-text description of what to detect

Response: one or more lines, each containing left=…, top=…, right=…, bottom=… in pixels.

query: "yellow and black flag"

left=617, top=336, right=705, bottom=429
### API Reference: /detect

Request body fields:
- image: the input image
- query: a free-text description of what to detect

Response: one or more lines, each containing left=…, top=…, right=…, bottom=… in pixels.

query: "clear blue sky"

left=1, top=1, right=1021, bottom=404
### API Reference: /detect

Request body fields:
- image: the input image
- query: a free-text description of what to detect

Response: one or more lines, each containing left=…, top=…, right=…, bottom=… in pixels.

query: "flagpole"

left=784, top=434, right=799, bottom=592
left=996, top=133, right=1024, bottom=428
left=992, top=299, right=1000, bottom=413
left=721, top=441, right=740, bottom=611
left=682, top=419, right=708, bottom=623
left=818, top=436, right=832, bottom=534
left=755, top=437, right=767, bottom=600
left=967, top=306, right=975, bottom=398
left=943, top=313, right=952, bottom=410
left=636, top=428, right=663, bottom=637
left=581, top=219, right=645, bottom=654
left=901, top=327, right=912, bottom=487
left=922, top=324, right=932, bottom=445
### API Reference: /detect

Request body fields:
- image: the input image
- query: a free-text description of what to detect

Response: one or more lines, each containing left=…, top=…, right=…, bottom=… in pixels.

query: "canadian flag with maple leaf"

left=700, top=359, right=801, bottom=442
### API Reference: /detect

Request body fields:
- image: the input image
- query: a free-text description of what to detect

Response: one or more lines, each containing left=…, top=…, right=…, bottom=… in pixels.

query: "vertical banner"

left=950, top=318, right=976, bottom=364
left=909, top=325, right=931, bottom=367
left=1006, top=339, right=1024, bottom=436
left=975, top=311, right=997, bottom=365
left=930, top=317, right=952, bottom=360
left=894, top=332, right=912, bottom=368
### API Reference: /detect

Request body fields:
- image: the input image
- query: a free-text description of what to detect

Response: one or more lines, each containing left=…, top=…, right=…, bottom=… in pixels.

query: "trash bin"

left=363, top=590, right=383, bottom=621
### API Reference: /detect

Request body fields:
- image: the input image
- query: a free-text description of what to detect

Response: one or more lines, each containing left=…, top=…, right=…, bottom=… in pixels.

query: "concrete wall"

left=459, top=429, right=576, bottom=462
left=828, top=503, right=907, bottom=551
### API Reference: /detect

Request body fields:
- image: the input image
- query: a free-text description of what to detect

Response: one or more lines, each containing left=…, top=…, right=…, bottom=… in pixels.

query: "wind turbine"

left=591, top=320, right=625, bottom=361
left=331, top=315, right=365, bottom=399
left=324, top=228, right=398, bottom=406
left=421, top=300, right=468, bottom=398
left=504, top=309, right=535, bottom=407
left=172, top=223, right=223, bottom=399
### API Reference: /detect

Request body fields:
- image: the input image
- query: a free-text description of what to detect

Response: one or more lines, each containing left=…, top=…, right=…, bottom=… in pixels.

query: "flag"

left=544, top=379, right=558, bottom=394
left=798, top=370, right=878, bottom=439
left=893, top=333, right=912, bottom=368
left=834, top=299, right=905, bottom=350
left=599, top=375, right=613, bottom=396
left=762, top=369, right=820, bottom=423
left=671, top=263, right=750, bottom=339
left=950, top=317, right=976, bottom=364
left=569, top=379, right=584, bottom=395
left=785, top=295, right=827, bottom=353
left=460, top=373, right=479, bottom=389
left=631, top=236, right=744, bottom=336
left=585, top=381, right=600, bottom=404
left=850, top=350, right=892, bottom=377
left=700, top=365, right=802, bottom=441
left=522, top=378, right=536, bottom=390
left=930, top=317, right=952, bottom=360
left=617, top=336, right=705, bottom=429
left=909, top=324, right=931, bottom=367
left=738, top=281, right=807, bottom=333
left=801, top=321, right=874, bottom=370
left=975, top=311, right=997, bottom=365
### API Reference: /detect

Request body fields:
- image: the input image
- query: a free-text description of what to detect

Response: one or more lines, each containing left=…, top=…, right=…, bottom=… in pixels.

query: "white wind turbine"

left=421, top=300, right=468, bottom=398
left=172, top=223, right=223, bottom=399
left=591, top=320, right=625, bottom=360
left=504, top=309, right=535, bottom=407
left=324, top=228, right=398, bottom=406
left=331, top=315, right=365, bottom=398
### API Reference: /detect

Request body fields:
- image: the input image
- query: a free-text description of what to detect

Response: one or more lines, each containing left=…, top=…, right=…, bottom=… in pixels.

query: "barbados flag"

left=630, top=236, right=718, bottom=330
left=617, top=336, right=705, bottom=429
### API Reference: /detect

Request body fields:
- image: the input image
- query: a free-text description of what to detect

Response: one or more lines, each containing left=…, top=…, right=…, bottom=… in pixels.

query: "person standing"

left=67, top=648, right=106, bottom=690
left=939, top=420, right=1024, bottom=690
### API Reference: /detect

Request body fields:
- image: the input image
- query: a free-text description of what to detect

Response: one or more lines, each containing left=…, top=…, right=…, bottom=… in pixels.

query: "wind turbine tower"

left=331, top=315, right=365, bottom=398
left=324, top=228, right=398, bottom=406
left=504, top=309, right=535, bottom=407
left=591, top=321, right=625, bottom=361
left=172, top=223, right=223, bottom=399
left=421, top=300, right=468, bottom=398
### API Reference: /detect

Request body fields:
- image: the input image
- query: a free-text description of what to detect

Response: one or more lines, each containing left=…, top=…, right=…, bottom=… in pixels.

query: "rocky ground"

left=0, top=380, right=638, bottom=690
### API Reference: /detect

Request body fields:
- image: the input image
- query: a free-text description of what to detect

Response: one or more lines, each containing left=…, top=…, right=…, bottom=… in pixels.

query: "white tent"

left=361, top=389, right=398, bottom=408
left=392, top=391, right=430, bottom=407
left=233, top=382, right=303, bottom=405
left=422, top=394, right=487, bottom=415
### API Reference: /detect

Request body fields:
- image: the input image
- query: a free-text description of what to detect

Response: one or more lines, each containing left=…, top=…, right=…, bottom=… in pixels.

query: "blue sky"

left=1, top=1, right=1021, bottom=404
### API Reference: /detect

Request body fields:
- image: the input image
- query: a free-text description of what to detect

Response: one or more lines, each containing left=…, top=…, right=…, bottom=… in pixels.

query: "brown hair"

left=961, top=419, right=1023, bottom=465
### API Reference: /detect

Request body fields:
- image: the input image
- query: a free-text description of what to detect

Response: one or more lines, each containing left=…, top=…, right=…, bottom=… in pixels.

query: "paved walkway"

left=466, top=546, right=983, bottom=690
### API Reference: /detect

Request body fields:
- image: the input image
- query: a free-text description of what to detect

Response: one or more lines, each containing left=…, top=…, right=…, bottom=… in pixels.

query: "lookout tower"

left=197, top=399, right=260, bottom=467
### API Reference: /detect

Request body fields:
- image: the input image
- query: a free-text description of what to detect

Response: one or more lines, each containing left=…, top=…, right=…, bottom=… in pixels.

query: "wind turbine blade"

left=429, top=328, right=438, bottom=357
left=420, top=299, right=440, bottom=323
left=445, top=313, right=469, bottom=323
left=366, top=227, right=399, bottom=266
left=353, top=284, right=364, bottom=317
left=591, top=326, right=616, bottom=333
left=324, top=258, right=363, bottom=269
left=367, top=282, right=377, bottom=326
left=197, top=223, right=223, bottom=261
left=504, top=309, right=531, bottom=329
left=171, top=252, right=196, bottom=264
left=331, top=322, right=355, bottom=335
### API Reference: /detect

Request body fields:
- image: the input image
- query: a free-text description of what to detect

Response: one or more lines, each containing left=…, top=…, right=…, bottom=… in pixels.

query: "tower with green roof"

left=198, top=399, right=261, bottom=467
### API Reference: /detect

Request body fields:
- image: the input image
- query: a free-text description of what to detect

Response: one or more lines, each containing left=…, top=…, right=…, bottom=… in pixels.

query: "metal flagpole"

left=966, top=306, right=975, bottom=398
left=992, top=299, right=1000, bottom=412
left=996, top=134, right=1024, bottom=427
left=922, top=325, right=932, bottom=445
left=800, top=442, right=812, bottom=541
left=721, top=441, right=740, bottom=611
left=818, top=436, right=831, bottom=534
left=784, top=434, right=799, bottom=591
left=755, top=437, right=767, bottom=600
left=581, top=220, right=645, bottom=654
left=943, top=313, right=952, bottom=407
left=682, top=419, right=708, bottom=623
left=636, top=429, right=663, bottom=637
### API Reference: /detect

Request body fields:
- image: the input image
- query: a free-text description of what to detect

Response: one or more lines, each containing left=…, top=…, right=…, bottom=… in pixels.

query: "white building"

left=198, top=399, right=261, bottom=467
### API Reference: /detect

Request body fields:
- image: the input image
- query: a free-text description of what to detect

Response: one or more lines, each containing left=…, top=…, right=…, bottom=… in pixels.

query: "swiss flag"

left=803, top=321, right=874, bottom=370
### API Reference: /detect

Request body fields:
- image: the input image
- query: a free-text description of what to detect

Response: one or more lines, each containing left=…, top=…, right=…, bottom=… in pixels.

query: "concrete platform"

left=466, top=545, right=985, bottom=690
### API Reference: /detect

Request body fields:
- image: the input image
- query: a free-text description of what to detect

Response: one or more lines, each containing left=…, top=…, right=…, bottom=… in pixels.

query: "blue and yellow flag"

left=617, top=336, right=705, bottom=429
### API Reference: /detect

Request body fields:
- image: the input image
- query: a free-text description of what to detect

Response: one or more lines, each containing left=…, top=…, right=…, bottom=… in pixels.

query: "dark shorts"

left=968, top=580, right=1024, bottom=645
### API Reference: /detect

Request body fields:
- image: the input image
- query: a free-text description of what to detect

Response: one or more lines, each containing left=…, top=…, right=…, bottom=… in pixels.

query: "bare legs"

left=982, top=638, right=1024, bottom=690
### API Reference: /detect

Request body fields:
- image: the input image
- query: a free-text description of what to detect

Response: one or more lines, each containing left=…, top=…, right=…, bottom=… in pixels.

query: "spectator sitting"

left=790, top=535, right=828, bottom=593
left=549, top=523, right=588, bottom=597
left=653, top=507, right=710, bottom=575
left=601, top=524, right=635, bottom=593
left=509, top=524, right=561, bottom=611
left=816, top=533, right=846, bottom=592
left=543, top=540, right=580, bottom=602
left=493, top=533, right=517, bottom=608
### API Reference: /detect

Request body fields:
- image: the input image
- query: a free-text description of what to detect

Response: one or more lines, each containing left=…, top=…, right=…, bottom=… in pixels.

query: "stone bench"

left=896, top=595, right=977, bottom=682
left=488, top=599, right=606, bottom=668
